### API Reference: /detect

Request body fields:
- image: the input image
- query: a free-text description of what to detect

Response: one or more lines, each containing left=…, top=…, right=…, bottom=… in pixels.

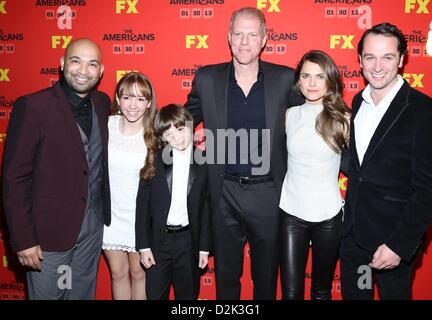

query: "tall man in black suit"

left=185, top=7, right=302, bottom=299
left=340, top=22, right=432, bottom=299
left=3, top=38, right=111, bottom=299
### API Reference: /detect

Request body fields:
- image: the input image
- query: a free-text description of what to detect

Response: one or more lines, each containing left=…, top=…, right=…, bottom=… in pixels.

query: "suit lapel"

left=213, top=63, right=230, bottom=129
left=53, top=82, right=88, bottom=168
left=187, top=161, right=197, bottom=196
left=262, top=62, right=280, bottom=151
left=163, top=149, right=196, bottom=201
left=163, top=159, right=173, bottom=195
left=91, top=92, right=108, bottom=157
left=361, top=81, right=411, bottom=165
left=156, top=153, right=172, bottom=222
left=350, top=93, right=362, bottom=170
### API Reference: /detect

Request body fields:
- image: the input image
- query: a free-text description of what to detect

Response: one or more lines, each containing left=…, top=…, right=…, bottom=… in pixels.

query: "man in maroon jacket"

left=2, top=38, right=111, bottom=299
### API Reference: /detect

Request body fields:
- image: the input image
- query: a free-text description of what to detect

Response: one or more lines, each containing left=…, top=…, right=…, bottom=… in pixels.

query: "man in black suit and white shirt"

left=340, top=22, right=432, bottom=299
left=185, top=7, right=302, bottom=299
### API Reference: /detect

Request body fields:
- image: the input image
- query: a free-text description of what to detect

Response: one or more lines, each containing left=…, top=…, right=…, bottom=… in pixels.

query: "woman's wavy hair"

left=111, top=71, right=158, bottom=179
left=294, top=50, right=351, bottom=153
left=141, top=104, right=193, bottom=180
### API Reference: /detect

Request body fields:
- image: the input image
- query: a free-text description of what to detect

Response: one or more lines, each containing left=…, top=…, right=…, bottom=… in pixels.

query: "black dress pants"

left=340, top=228, right=414, bottom=300
left=212, top=179, right=280, bottom=300
left=145, top=229, right=199, bottom=300
left=280, top=210, right=342, bottom=300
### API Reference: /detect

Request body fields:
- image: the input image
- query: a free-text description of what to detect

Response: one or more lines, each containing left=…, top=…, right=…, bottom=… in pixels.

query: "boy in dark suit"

left=135, top=104, right=211, bottom=300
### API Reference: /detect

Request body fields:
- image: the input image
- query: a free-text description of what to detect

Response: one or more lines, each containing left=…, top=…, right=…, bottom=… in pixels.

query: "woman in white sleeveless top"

left=102, top=72, right=156, bottom=299
left=279, top=50, right=351, bottom=300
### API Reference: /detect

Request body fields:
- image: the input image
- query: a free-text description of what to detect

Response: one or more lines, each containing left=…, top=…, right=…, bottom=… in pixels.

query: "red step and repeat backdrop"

left=0, top=0, right=431, bottom=300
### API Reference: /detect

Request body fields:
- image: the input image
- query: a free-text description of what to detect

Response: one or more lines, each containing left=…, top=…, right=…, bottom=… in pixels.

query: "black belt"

left=224, top=173, right=273, bottom=185
left=161, top=225, right=190, bottom=234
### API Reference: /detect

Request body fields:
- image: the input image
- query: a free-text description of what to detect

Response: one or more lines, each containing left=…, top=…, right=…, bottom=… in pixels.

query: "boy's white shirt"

left=140, top=143, right=208, bottom=255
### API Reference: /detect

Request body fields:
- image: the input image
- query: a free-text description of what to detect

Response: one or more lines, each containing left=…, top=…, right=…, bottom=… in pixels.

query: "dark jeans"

left=280, top=210, right=342, bottom=300
left=340, top=229, right=414, bottom=300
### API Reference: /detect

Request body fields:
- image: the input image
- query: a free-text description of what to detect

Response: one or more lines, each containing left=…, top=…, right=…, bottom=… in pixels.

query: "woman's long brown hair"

left=295, top=50, right=351, bottom=154
left=111, top=71, right=158, bottom=179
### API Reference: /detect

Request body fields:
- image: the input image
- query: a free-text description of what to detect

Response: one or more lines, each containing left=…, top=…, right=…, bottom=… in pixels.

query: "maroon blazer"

left=2, top=82, right=111, bottom=252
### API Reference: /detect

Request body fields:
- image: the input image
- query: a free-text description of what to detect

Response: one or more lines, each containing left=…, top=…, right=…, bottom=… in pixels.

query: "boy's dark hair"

left=141, top=104, right=193, bottom=180
left=154, top=104, right=194, bottom=147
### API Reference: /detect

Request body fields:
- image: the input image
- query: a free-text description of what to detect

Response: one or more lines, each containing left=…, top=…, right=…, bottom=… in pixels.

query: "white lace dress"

left=102, top=115, right=147, bottom=252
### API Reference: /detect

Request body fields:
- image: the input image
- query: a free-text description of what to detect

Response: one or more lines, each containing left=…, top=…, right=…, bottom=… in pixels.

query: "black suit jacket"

left=344, top=80, right=432, bottom=262
left=2, top=82, right=111, bottom=252
left=135, top=151, right=211, bottom=259
left=184, top=60, right=303, bottom=213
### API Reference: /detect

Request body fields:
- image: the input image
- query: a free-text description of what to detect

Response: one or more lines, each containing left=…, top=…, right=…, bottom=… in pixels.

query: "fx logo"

left=0, top=1, right=6, bottom=14
left=403, top=73, right=424, bottom=88
left=116, top=70, right=137, bottom=82
left=257, top=0, right=281, bottom=12
left=0, top=68, right=10, bottom=81
left=405, top=0, right=430, bottom=13
left=186, top=35, right=209, bottom=49
left=330, top=35, right=354, bottom=49
left=51, top=35, right=73, bottom=49
left=116, top=0, right=139, bottom=14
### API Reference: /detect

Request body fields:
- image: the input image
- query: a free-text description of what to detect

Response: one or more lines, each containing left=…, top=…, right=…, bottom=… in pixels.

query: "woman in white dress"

left=102, top=72, right=156, bottom=299
left=279, top=50, right=351, bottom=300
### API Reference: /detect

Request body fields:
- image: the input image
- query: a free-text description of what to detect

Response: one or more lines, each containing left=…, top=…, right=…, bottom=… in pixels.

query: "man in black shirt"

left=3, top=38, right=111, bottom=299
left=185, top=7, right=302, bottom=299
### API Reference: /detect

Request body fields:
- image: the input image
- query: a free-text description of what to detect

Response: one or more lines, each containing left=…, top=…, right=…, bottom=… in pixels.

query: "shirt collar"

left=229, top=60, right=264, bottom=87
left=361, top=74, right=404, bottom=109
left=172, top=143, right=193, bottom=162
left=60, top=77, right=91, bottom=108
left=301, top=102, right=323, bottom=115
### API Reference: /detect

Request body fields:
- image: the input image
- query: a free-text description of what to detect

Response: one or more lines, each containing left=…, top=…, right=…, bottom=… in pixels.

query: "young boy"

left=135, top=104, right=211, bottom=300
